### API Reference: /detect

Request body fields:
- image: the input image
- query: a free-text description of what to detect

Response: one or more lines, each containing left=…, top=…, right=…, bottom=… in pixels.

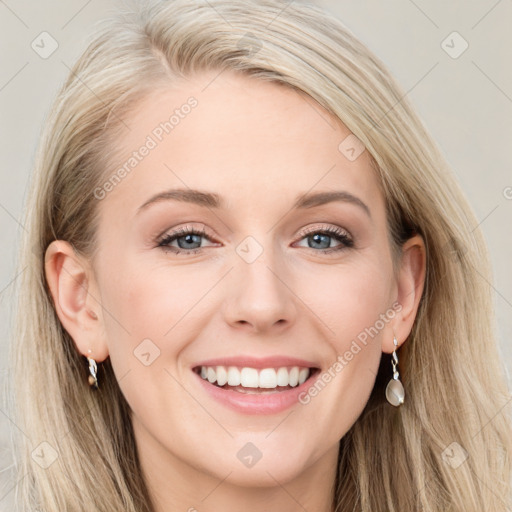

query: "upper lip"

left=192, top=355, right=321, bottom=370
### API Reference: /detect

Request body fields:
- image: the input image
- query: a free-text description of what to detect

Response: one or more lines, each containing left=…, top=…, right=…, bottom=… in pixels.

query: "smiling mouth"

left=193, top=365, right=320, bottom=394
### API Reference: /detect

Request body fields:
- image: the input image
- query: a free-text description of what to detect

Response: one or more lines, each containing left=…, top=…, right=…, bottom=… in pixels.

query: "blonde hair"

left=8, top=0, right=511, bottom=510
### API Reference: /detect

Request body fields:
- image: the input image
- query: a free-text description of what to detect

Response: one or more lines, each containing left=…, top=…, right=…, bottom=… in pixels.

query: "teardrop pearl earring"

left=385, top=335, right=405, bottom=407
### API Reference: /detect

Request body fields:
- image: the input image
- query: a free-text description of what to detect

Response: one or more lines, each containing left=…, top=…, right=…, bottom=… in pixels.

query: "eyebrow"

left=137, top=188, right=371, bottom=218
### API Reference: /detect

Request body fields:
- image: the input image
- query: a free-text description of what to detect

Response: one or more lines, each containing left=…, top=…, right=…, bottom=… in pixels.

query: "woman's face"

left=85, top=70, right=410, bottom=492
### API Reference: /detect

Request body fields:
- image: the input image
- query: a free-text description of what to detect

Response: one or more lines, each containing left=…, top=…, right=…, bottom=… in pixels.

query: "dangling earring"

left=87, top=356, right=99, bottom=389
left=385, top=335, right=404, bottom=406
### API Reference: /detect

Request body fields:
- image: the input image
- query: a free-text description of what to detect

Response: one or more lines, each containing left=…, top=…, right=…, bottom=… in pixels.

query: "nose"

left=222, top=245, right=298, bottom=334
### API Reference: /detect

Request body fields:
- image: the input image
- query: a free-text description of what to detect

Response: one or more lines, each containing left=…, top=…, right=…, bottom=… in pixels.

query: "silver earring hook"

left=87, top=356, right=98, bottom=389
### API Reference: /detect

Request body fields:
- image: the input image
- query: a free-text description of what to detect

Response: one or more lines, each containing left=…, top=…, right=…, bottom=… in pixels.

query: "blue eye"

left=296, top=226, right=354, bottom=253
left=157, top=226, right=215, bottom=255
left=157, top=225, right=354, bottom=256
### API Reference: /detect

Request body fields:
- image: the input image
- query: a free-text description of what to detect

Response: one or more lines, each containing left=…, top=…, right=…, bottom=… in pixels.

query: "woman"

left=9, top=0, right=511, bottom=510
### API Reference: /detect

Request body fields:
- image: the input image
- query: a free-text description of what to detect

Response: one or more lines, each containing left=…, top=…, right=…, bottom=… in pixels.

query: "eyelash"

left=157, top=224, right=354, bottom=256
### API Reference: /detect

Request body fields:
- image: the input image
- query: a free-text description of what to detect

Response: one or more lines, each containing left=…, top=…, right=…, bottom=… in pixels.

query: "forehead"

left=98, top=69, right=383, bottom=218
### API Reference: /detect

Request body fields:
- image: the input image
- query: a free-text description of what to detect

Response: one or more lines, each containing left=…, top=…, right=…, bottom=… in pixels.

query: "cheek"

left=96, top=256, right=215, bottom=370
left=95, top=259, right=205, bottom=420
left=297, top=255, right=393, bottom=343
left=293, top=259, right=392, bottom=429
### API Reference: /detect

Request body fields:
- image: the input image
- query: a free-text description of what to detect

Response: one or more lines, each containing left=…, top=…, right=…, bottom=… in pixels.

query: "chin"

left=215, top=462, right=305, bottom=489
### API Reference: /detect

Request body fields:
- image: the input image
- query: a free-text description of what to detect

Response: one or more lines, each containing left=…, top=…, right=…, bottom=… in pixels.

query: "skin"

left=45, top=69, right=425, bottom=511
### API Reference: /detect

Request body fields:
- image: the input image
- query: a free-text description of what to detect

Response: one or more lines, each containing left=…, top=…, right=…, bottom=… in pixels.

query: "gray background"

left=1, top=0, right=511, bottom=509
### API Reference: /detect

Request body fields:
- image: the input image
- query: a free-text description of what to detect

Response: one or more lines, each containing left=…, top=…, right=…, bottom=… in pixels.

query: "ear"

left=44, top=240, right=109, bottom=362
left=383, top=234, right=426, bottom=353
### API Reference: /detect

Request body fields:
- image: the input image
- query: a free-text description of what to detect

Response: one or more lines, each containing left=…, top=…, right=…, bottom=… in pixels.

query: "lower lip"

left=193, top=370, right=320, bottom=415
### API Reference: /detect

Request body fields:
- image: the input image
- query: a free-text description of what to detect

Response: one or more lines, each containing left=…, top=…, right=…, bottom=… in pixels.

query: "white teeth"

left=276, top=367, right=289, bottom=386
left=227, top=366, right=241, bottom=386
left=298, top=368, right=309, bottom=385
left=240, top=368, right=259, bottom=388
left=197, top=365, right=313, bottom=389
left=259, top=368, right=277, bottom=388
left=289, top=367, right=299, bottom=387
left=216, top=366, right=228, bottom=386
left=207, top=367, right=216, bottom=384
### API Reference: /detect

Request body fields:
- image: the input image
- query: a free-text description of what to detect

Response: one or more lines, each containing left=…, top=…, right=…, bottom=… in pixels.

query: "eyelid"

left=296, top=223, right=352, bottom=238
left=156, top=224, right=218, bottom=246
left=156, top=222, right=210, bottom=240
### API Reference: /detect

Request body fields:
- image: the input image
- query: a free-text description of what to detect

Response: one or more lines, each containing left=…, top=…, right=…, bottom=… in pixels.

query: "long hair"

left=8, top=0, right=511, bottom=510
